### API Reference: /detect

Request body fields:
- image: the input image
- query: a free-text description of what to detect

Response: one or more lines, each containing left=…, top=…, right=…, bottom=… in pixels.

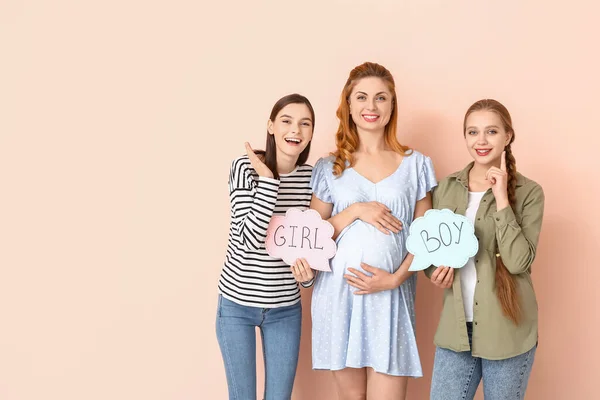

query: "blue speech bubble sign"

left=406, top=209, right=478, bottom=271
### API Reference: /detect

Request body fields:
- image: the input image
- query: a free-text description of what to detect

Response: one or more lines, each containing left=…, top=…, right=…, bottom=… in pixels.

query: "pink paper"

left=265, top=208, right=335, bottom=272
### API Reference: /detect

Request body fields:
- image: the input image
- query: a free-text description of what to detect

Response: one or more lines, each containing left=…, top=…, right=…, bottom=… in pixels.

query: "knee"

left=336, top=388, right=367, bottom=400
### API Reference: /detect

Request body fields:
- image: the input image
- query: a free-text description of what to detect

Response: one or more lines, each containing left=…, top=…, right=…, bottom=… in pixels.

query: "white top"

left=460, top=191, right=486, bottom=322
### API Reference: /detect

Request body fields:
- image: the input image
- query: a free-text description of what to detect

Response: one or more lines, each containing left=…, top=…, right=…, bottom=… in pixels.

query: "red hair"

left=332, top=62, right=410, bottom=176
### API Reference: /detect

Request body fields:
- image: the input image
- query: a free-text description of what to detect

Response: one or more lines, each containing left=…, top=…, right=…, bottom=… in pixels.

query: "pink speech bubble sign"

left=265, top=208, right=335, bottom=272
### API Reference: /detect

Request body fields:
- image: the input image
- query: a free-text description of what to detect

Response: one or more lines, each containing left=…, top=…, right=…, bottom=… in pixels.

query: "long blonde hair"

left=464, top=99, right=520, bottom=324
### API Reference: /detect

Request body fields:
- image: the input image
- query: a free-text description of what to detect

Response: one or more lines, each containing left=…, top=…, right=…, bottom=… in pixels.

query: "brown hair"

left=254, top=93, right=315, bottom=180
left=332, top=62, right=410, bottom=176
left=464, top=99, right=520, bottom=324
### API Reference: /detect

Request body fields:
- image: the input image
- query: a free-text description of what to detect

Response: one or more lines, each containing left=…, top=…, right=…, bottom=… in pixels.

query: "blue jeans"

left=431, top=323, right=537, bottom=400
left=215, top=295, right=302, bottom=400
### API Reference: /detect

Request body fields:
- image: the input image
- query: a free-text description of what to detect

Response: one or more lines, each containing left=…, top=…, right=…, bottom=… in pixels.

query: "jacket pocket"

left=437, top=204, right=458, bottom=213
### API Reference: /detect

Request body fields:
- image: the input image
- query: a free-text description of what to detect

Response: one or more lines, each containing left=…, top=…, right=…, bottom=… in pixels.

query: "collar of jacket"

left=449, top=161, right=526, bottom=189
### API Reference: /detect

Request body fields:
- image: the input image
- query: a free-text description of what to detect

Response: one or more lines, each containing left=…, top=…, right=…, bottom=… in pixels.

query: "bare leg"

left=331, top=367, right=368, bottom=400
left=366, top=368, right=408, bottom=400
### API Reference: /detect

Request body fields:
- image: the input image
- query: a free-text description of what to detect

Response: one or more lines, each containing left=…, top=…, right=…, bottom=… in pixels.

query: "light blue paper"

left=406, top=209, right=478, bottom=271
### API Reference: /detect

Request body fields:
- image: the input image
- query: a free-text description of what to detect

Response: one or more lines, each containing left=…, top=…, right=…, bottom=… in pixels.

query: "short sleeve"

left=417, top=156, right=438, bottom=201
left=310, top=157, right=333, bottom=203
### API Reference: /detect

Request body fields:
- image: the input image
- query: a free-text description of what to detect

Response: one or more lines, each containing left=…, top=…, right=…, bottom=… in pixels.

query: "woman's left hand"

left=291, top=258, right=315, bottom=284
left=344, top=263, right=398, bottom=295
left=486, top=151, right=509, bottom=209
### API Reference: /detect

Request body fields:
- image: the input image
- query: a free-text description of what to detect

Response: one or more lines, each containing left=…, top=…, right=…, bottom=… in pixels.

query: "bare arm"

left=390, top=192, right=433, bottom=286
left=311, top=195, right=358, bottom=240
left=311, top=195, right=402, bottom=240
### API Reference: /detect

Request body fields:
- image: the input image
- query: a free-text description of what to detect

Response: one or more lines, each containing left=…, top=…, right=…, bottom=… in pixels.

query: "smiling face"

left=348, top=76, right=393, bottom=134
left=464, top=110, right=513, bottom=168
left=267, top=103, right=313, bottom=162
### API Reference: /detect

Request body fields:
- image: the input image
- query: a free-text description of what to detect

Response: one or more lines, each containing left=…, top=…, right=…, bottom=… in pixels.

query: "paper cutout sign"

left=406, top=209, right=478, bottom=271
left=265, top=208, right=336, bottom=272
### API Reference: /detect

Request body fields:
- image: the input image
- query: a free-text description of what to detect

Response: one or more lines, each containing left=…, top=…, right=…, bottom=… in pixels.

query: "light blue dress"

left=310, top=151, right=437, bottom=377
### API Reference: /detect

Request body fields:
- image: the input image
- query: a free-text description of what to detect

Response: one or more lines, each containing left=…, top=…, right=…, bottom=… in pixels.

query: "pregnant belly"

left=334, top=221, right=406, bottom=273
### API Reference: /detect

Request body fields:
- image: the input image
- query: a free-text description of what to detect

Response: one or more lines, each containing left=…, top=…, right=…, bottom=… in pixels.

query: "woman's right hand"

left=430, top=266, right=454, bottom=289
left=245, top=142, right=274, bottom=179
left=291, top=258, right=315, bottom=285
left=354, top=202, right=403, bottom=235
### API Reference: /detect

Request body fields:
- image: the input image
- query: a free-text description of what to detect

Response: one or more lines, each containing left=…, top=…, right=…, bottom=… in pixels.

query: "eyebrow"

left=355, top=91, right=389, bottom=96
left=466, top=125, right=500, bottom=130
left=279, top=114, right=313, bottom=122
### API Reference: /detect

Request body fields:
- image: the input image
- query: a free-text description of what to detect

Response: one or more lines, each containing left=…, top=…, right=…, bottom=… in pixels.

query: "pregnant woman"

left=310, top=62, right=437, bottom=400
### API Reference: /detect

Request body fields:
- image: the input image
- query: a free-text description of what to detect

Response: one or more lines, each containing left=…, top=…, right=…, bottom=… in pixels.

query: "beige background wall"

left=1, top=1, right=597, bottom=399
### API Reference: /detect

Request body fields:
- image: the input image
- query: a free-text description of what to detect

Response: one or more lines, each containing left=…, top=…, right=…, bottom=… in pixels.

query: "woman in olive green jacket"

left=428, top=99, right=544, bottom=400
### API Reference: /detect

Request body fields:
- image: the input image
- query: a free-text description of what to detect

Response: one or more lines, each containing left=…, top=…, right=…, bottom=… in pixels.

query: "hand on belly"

left=344, top=262, right=400, bottom=295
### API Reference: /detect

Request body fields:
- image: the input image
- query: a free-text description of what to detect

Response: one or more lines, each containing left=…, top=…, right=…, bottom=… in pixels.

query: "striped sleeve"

left=300, top=277, right=315, bottom=288
left=228, top=157, right=280, bottom=251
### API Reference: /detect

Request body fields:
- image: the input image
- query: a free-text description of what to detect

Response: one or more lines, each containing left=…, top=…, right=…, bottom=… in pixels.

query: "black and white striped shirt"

left=218, top=155, right=314, bottom=308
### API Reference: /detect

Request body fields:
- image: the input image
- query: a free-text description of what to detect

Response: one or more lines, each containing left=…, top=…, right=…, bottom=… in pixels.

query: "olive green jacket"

left=426, top=162, right=545, bottom=359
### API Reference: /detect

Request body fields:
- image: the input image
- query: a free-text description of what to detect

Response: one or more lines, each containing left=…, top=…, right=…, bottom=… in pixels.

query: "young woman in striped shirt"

left=216, top=93, right=316, bottom=400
